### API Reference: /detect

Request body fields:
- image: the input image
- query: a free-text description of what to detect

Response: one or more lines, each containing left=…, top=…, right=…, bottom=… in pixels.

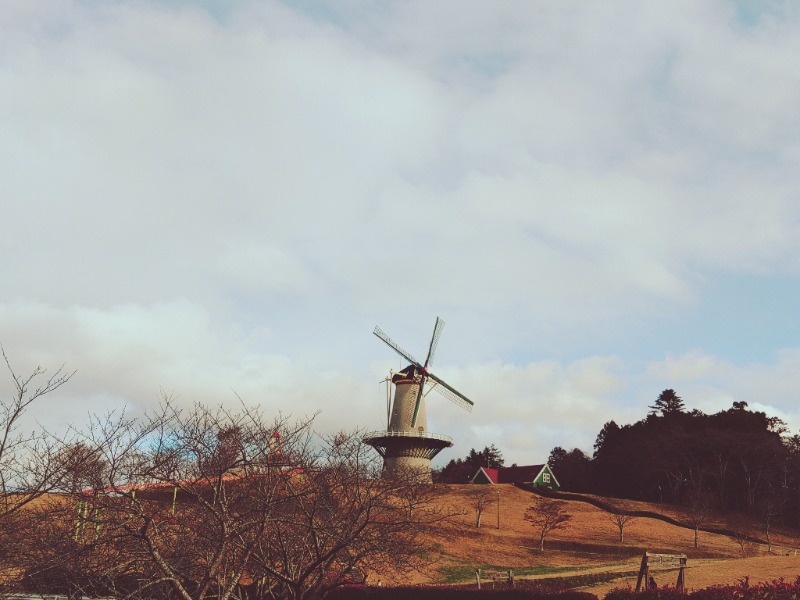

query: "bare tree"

left=727, top=512, right=758, bottom=556
left=606, top=500, right=636, bottom=543
left=757, top=489, right=785, bottom=554
left=686, top=487, right=714, bottom=548
left=24, top=400, right=449, bottom=600
left=469, top=488, right=495, bottom=528
left=0, top=348, right=74, bottom=584
left=0, top=348, right=74, bottom=514
left=17, top=494, right=135, bottom=600
left=93, top=401, right=311, bottom=600
left=17, top=400, right=291, bottom=600
left=54, top=442, right=108, bottom=493
left=524, top=498, right=571, bottom=551
left=250, top=433, right=448, bottom=600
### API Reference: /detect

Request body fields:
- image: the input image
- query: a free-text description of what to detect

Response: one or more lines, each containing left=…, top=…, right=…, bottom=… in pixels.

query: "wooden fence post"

left=635, top=553, right=648, bottom=592
left=676, top=556, right=687, bottom=592
left=636, top=552, right=687, bottom=593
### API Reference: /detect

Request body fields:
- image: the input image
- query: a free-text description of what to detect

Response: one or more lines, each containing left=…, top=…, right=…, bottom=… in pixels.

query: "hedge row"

left=328, top=577, right=800, bottom=600
left=326, top=586, right=599, bottom=600
left=514, top=573, right=640, bottom=592
left=605, top=576, right=800, bottom=600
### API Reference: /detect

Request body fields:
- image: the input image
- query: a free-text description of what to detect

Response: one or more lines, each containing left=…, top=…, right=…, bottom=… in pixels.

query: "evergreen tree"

left=467, top=444, right=504, bottom=469
left=433, top=457, right=471, bottom=483
left=593, top=420, right=621, bottom=458
left=548, top=446, right=591, bottom=492
left=433, top=444, right=505, bottom=483
left=650, top=388, right=685, bottom=416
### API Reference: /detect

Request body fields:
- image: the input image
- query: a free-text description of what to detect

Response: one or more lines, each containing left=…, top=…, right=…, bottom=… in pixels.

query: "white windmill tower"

left=363, top=317, right=474, bottom=482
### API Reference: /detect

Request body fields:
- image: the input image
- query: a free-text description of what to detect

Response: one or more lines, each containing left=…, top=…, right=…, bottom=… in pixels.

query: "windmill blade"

left=373, top=326, right=421, bottom=367
left=426, top=371, right=474, bottom=412
left=424, top=317, right=445, bottom=368
left=410, top=375, right=426, bottom=429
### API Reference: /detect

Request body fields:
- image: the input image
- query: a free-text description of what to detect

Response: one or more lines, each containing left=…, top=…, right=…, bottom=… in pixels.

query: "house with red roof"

left=469, top=463, right=559, bottom=489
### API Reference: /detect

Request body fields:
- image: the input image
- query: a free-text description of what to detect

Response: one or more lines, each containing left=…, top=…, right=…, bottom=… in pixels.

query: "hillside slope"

left=383, top=484, right=800, bottom=592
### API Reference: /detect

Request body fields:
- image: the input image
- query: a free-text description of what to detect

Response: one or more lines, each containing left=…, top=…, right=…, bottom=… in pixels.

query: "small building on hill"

left=469, top=463, right=559, bottom=490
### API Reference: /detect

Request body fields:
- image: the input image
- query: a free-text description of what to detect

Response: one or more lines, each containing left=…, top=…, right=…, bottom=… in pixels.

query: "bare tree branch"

left=524, top=498, right=571, bottom=551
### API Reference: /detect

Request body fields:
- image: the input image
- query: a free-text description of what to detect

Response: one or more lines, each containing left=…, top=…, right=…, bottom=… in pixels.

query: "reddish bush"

left=606, top=576, right=800, bottom=600
left=691, top=576, right=800, bottom=600
left=325, top=585, right=599, bottom=600
left=328, top=576, right=800, bottom=600
left=605, top=586, right=687, bottom=600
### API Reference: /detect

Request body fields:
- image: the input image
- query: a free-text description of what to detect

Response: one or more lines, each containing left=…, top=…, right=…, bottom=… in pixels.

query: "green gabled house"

left=469, top=463, right=560, bottom=489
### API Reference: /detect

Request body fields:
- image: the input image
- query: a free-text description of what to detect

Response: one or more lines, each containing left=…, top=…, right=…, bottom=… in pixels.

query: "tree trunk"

left=618, top=525, right=624, bottom=543
left=539, top=533, right=545, bottom=551
left=797, top=484, right=800, bottom=530
left=694, top=526, right=699, bottom=548
left=716, top=454, right=729, bottom=511
left=476, top=509, right=482, bottom=528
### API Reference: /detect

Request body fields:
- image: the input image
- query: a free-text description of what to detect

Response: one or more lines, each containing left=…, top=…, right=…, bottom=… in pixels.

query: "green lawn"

left=438, top=564, right=590, bottom=584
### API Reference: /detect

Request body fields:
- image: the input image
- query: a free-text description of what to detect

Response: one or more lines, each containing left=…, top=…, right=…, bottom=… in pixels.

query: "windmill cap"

left=392, top=365, right=419, bottom=382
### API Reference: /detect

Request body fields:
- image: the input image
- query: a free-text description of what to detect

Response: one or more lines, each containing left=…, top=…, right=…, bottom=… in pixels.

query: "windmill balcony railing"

left=363, top=430, right=453, bottom=444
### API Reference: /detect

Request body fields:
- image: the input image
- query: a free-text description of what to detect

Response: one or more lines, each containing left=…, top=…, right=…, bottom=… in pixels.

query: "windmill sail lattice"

left=363, top=317, right=474, bottom=482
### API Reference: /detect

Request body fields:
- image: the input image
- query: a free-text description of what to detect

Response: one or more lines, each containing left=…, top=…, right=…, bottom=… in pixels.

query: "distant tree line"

left=436, top=389, right=800, bottom=531
left=549, top=389, right=800, bottom=528
left=433, top=444, right=505, bottom=483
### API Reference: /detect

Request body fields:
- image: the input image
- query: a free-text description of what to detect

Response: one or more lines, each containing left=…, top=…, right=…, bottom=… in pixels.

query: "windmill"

left=363, top=317, right=474, bottom=482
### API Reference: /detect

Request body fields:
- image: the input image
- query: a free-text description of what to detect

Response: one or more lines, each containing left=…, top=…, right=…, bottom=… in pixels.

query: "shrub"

left=690, top=576, right=800, bottom=600
left=326, top=585, right=599, bottom=600
left=605, top=577, right=800, bottom=600
left=605, top=586, right=687, bottom=600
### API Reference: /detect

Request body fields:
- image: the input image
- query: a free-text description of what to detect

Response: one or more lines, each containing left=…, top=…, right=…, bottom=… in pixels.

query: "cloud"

left=645, top=349, right=800, bottom=426
left=0, top=300, right=336, bottom=426
left=2, top=1, right=800, bottom=467
left=4, top=1, right=800, bottom=320
left=420, top=357, right=632, bottom=464
left=3, top=297, right=800, bottom=468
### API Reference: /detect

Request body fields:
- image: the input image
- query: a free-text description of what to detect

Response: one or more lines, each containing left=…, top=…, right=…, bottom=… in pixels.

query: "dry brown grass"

left=18, top=489, right=800, bottom=594
left=376, top=484, right=800, bottom=592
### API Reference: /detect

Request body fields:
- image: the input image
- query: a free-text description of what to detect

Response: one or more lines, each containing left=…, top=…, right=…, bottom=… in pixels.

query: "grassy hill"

left=382, top=484, right=800, bottom=594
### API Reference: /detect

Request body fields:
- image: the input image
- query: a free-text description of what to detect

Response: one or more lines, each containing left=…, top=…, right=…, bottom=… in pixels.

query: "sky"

left=2, top=0, right=800, bottom=466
